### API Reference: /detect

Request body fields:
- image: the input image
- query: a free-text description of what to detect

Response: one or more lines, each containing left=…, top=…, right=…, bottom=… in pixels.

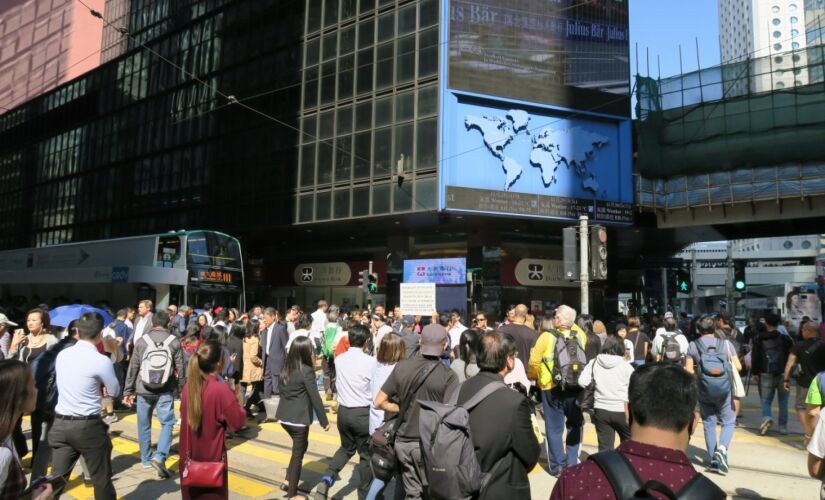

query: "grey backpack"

left=418, top=381, right=507, bottom=500
left=139, top=335, right=176, bottom=390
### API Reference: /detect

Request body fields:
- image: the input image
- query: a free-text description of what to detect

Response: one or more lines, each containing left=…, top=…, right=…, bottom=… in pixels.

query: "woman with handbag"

left=275, top=336, right=330, bottom=499
left=179, top=340, right=247, bottom=500
left=577, top=335, right=634, bottom=452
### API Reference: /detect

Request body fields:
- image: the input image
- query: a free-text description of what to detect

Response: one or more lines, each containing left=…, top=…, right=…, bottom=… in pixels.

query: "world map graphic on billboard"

left=464, top=110, right=609, bottom=196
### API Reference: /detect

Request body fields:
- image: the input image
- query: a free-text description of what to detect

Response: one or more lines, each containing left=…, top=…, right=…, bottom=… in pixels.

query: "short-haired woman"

left=275, top=336, right=330, bottom=499
left=365, top=333, right=406, bottom=500
left=577, top=335, right=635, bottom=451
left=179, top=341, right=247, bottom=499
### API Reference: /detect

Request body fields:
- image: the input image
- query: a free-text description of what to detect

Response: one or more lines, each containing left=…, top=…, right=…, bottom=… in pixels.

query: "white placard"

left=400, top=283, right=437, bottom=316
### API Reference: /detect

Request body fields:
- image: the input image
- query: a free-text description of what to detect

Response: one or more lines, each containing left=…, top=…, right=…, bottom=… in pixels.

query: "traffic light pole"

left=726, top=240, right=733, bottom=313
left=368, top=260, right=374, bottom=312
left=579, top=215, right=589, bottom=315
left=661, top=267, right=668, bottom=315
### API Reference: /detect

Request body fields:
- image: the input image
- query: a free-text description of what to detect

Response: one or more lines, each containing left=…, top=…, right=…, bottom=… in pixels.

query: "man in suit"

left=455, top=331, right=541, bottom=499
left=261, top=307, right=289, bottom=398
left=129, top=299, right=153, bottom=353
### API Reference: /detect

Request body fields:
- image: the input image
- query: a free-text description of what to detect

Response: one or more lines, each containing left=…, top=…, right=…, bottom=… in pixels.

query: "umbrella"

left=49, top=305, right=113, bottom=328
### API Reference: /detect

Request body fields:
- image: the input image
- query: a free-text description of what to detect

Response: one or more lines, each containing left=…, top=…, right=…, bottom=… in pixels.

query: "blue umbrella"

left=49, top=305, right=113, bottom=328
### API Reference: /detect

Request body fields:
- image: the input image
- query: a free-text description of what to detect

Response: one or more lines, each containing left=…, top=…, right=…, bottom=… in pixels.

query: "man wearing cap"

left=399, top=315, right=420, bottom=358
left=375, top=324, right=458, bottom=499
left=0, top=312, right=19, bottom=360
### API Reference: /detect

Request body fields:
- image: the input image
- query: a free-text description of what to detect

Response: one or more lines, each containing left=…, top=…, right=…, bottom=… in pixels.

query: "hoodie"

left=578, top=354, right=634, bottom=413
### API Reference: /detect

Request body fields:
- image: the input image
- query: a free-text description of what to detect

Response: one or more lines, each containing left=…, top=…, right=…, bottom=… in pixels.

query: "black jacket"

left=456, top=371, right=541, bottom=500
left=275, top=364, right=329, bottom=427
left=262, top=321, right=289, bottom=377
left=751, top=329, right=793, bottom=375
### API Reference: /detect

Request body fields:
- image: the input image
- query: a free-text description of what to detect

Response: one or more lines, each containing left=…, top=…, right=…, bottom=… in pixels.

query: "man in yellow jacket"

left=528, top=304, right=588, bottom=476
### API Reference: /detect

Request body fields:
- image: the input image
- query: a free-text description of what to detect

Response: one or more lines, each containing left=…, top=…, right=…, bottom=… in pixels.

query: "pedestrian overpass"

left=633, top=42, right=825, bottom=237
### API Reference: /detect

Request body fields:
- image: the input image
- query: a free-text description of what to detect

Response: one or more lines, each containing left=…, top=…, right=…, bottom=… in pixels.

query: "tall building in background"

left=99, top=0, right=131, bottom=63
left=719, top=0, right=809, bottom=91
left=0, top=0, right=105, bottom=110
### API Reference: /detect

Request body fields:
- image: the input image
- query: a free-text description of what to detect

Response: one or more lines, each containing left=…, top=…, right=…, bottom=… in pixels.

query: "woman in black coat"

left=275, top=336, right=329, bottom=499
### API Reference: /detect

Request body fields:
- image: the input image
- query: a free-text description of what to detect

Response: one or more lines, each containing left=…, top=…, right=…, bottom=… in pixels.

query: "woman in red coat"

left=179, top=340, right=246, bottom=499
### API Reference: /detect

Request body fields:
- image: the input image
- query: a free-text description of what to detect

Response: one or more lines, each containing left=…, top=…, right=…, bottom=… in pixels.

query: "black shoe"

left=150, top=458, right=171, bottom=479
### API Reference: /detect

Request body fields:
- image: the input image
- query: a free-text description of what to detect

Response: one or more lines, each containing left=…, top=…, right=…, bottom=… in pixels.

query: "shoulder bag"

left=576, top=361, right=597, bottom=415
left=180, top=415, right=226, bottom=488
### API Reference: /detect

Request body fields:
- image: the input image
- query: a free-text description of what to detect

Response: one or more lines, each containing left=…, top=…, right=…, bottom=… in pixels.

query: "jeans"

left=542, top=389, right=584, bottom=474
left=698, top=394, right=736, bottom=458
left=282, top=423, right=309, bottom=497
left=365, top=476, right=404, bottom=500
left=136, top=393, right=176, bottom=465
left=759, top=373, right=789, bottom=427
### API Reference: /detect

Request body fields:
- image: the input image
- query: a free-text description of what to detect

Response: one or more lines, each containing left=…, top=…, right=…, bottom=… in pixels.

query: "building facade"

left=0, top=0, right=632, bottom=316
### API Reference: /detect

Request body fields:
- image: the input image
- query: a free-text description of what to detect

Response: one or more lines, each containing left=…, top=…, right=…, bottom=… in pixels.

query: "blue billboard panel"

left=403, top=258, right=467, bottom=285
left=439, top=93, right=633, bottom=223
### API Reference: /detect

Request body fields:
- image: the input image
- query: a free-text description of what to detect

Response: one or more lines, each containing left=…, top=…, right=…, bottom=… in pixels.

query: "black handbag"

left=576, top=361, right=597, bottom=416
left=369, top=362, right=439, bottom=480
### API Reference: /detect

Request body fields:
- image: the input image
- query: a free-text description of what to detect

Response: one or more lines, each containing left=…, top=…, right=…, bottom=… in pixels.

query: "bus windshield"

left=186, top=231, right=242, bottom=269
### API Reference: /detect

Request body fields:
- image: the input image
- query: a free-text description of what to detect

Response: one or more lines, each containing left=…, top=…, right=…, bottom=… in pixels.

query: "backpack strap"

left=674, top=470, right=727, bottom=500
left=396, top=361, right=440, bottom=429
left=460, top=380, right=508, bottom=411
left=587, top=451, right=644, bottom=499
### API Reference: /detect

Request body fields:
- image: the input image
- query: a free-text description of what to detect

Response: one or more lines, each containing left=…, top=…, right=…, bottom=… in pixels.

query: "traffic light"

left=589, top=225, right=608, bottom=280
left=358, top=269, right=370, bottom=293
left=734, top=260, right=747, bottom=292
left=676, top=269, right=692, bottom=294
left=563, top=227, right=577, bottom=280
left=368, top=273, right=378, bottom=294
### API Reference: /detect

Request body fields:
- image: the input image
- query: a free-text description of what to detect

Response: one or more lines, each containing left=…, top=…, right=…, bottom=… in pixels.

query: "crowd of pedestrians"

left=2, top=296, right=825, bottom=500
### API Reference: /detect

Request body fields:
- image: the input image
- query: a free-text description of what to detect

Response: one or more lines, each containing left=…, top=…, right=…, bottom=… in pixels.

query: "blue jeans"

left=136, top=393, right=176, bottom=464
left=698, top=394, right=736, bottom=458
left=759, top=373, right=789, bottom=426
left=365, top=476, right=404, bottom=500
left=542, top=389, right=584, bottom=474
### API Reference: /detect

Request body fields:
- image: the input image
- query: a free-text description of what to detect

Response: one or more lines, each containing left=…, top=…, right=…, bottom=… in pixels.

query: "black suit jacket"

left=262, top=321, right=289, bottom=376
left=456, top=371, right=541, bottom=500
left=275, top=364, right=329, bottom=427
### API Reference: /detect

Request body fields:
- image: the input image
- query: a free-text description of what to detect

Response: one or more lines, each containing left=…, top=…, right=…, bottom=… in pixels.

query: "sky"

left=629, top=0, right=721, bottom=81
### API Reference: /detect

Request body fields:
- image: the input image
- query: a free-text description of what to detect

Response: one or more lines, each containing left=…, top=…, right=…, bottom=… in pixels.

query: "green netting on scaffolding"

left=635, top=43, right=825, bottom=179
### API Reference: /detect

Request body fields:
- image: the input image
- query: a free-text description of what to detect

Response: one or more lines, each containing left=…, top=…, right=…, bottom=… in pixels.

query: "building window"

left=791, top=29, right=799, bottom=37
left=789, top=3, right=797, bottom=11
left=771, top=5, right=780, bottom=13
left=792, top=41, right=800, bottom=49
left=773, top=31, right=782, bottom=38
left=774, top=43, right=783, bottom=50
left=772, top=18, right=781, bottom=25
left=790, top=16, right=798, bottom=24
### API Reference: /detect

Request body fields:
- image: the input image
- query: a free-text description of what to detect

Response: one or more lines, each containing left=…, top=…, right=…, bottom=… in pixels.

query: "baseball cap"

left=0, top=313, right=18, bottom=327
left=420, top=324, right=448, bottom=356
left=401, top=315, right=415, bottom=325
left=664, top=311, right=674, bottom=319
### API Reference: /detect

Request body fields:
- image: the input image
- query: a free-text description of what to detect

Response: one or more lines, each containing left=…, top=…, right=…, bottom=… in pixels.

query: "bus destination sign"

left=198, top=270, right=234, bottom=284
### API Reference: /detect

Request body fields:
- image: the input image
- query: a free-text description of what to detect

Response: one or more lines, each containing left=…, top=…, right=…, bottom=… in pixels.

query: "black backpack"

left=660, top=333, right=684, bottom=364
left=589, top=450, right=726, bottom=500
left=760, top=336, right=785, bottom=375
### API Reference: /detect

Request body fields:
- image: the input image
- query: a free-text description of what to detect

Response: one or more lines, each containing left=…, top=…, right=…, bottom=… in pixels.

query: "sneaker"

left=707, top=459, right=719, bottom=473
left=820, top=481, right=825, bottom=500
left=779, top=425, right=788, bottom=435
left=315, top=476, right=334, bottom=499
left=714, top=446, right=728, bottom=476
left=151, top=458, right=171, bottom=479
left=760, top=417, right=773, bottom=436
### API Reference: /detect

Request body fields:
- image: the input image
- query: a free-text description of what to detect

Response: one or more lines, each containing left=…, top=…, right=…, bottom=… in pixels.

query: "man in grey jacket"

left=123, top=310, right=185, bottom=479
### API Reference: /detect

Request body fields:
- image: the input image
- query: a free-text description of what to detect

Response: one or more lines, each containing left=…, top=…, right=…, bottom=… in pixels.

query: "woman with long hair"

left=226, top=323, right=246, bottom=403
left=196, top=314, right=213, bottom=340
left=275, top=336, right=329, bottom=499
left=179, top=341, right=246, bottom=499
left=241, top=319, right=264, bottom=417
left=0, top=359, right=51, bottom=499
left=451, top=329, right=481, bottom=383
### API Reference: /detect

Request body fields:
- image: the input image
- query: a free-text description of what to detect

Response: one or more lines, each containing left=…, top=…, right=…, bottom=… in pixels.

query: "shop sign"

left=513, top=259, right=577, bottom=287
left=294, top=262, right=352, bottom=286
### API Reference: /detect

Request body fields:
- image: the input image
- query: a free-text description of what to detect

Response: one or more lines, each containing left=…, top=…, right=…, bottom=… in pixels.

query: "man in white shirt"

left=807, top=407, right=825, bottom=494
left=448, top=309, right=468, bottom=352
left=316, top=324, right=376, bottom=499
left=131, top=299, right=153, bottom=350
left=310, top=300, right=329, bottom=345
left=50, top=313, right=121, bottom=499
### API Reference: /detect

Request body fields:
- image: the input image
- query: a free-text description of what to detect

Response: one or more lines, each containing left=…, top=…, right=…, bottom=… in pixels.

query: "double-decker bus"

left=0, top=230, right=245, bottom=310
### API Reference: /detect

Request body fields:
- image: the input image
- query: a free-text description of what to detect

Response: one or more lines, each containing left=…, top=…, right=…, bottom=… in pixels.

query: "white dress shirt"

left=264, top=323, right=275, bottom=356
left=310, top=309, right=327, bottom=341
left=448, top=323, right=468, bottom=350
left=334, top=347, right=377, bottom=408
left=373, top=325, right=394, bottom=355
left=132, top=314, right=151, bottom=345
left=55, top=340, right=121, bottom=416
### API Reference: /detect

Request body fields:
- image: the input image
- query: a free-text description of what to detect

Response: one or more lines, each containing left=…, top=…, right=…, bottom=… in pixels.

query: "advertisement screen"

left=449, top=0, right=630, bottom=117
left=440, top=94, right=632, bottom=223
left=403, top=258, right=467, bottom=285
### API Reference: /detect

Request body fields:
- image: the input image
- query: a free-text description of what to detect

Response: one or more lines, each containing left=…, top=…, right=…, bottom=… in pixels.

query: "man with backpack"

left=785, top=321, right=825, bottom=441
left=123, top=309, right=185, bottom=479
left=685, top=316, right=741, bottom=475
left=651, top=316, right=689, bottom=364
left=751, top=313, right=794, bottom=435
left=527, top=304, right=588, bottom=476
left=373, top=324, right=458, bottom=500
left=551, top=363, right=726, bottom=500
left=443, top=330, right=540, bottom=499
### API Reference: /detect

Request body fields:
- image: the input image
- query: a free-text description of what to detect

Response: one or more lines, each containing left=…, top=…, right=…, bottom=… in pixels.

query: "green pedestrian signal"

left=734, top=260, right=747, bottom=292
left=679, top=280, right=689, bottom=293
left=735, top=279, right=746, bottom=291
left=676, top=269, right=691, bottom=294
